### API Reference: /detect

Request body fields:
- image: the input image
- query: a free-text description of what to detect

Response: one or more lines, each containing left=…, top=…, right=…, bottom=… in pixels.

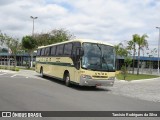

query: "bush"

left=15, top=67, right=19, bottom=71
left=121, top=65, right=127, bottom=80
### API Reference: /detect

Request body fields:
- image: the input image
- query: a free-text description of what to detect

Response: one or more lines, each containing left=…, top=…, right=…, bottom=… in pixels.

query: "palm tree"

left=127, top=34, right=139, bottom=74
left=114, top=43, right=121, bottom=69
left=114, top=43, right=129, bottom=70
left=114, top=43, right=123, bottom=70
left=136, top=34, right=148, bottom=75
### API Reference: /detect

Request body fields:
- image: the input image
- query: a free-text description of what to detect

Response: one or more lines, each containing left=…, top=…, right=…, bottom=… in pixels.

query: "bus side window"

left=56, top=45, right=64, bottom=56
left=45, top=47, right=50, bottom=56
left=64, top=43, right=73, bottom=56
left=72, top=42, right=81, bottom=56
left=72, top=42, right=81, bottom=69
left=41, top=48, right=45, bottom=56
left=51, top=46, right=56, bottom=56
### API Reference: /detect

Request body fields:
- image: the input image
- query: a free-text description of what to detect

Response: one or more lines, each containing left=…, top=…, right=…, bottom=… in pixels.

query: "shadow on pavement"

left=37, top=75, right=110, bottom=92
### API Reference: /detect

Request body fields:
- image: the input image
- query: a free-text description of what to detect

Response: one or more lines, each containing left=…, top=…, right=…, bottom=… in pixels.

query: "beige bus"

left=35, top=39, right=115, bottom=87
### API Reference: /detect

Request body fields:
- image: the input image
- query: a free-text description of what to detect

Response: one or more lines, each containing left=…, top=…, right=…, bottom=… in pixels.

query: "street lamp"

left=30, top=16, right=38, bottom=68
left=156, top=27, right=160, bottom=74
left=30, top=16, right=38, bottom=36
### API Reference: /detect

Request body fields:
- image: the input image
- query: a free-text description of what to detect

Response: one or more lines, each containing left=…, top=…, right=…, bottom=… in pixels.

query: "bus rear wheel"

left=64, top=73, right=70, bottom=87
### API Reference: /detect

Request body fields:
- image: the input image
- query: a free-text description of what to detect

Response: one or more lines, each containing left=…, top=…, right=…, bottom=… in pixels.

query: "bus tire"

left=91, top=86, right=96, bottom=89
left=40, top=67, right=44, bottom=78
left=64, top=73, right=70, bottom=87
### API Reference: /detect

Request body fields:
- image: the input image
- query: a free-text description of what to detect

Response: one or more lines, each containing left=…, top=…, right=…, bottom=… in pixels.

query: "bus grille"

left=92, top=76, right=108, bottom=78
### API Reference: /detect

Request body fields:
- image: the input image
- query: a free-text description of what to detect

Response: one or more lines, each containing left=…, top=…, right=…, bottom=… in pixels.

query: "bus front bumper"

left=79, top=77, right=115, bottom=87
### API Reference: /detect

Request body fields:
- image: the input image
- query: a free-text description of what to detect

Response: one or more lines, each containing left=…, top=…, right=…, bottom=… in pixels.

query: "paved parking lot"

left=1, top=69, right=160, bottom=103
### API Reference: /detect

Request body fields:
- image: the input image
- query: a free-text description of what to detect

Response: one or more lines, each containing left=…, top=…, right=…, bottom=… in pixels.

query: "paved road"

left=0, top=71, right=160, bottom=120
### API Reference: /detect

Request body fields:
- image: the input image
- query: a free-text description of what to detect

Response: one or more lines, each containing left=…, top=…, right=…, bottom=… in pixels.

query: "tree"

left=121, top=57, right=132, bottom=80
left=8, top=38, right=21, bottom=69
left=0, top=31, right=5, bottom=45
left=1, top=48, right=8, bottom=53
left=34, top=28, right=75, bottom=46
left=22, top=36, right=37, bottom=68
left=34, top=33, right=50, bottom=46
left=136, top=34, right=148, bottom=75
left=127, top=34, right=139, bottom=74
left=114, top=43, right=123, bottom=70
left=0, top=31, right=21, bottom=69
left=114, top=42, right=129, bottom=69
left=49, top=29, right=74, bottom=43
left=114, top=42, right=132, bottom=80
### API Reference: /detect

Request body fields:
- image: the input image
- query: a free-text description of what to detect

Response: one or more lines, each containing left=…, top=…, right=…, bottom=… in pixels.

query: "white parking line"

left=0, top=73, right=7, bottom=75
left=11, top=74, right=17, bottom=77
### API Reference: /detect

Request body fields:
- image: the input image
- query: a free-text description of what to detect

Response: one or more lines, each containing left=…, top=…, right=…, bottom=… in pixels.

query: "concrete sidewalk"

left=109, top=78, right=160, bottom=102
left=0, top=69, right=17, bottom=74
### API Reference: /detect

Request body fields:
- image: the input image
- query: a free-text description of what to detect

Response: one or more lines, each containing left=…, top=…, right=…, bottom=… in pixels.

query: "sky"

left=0, top=0, right=160, bottom=56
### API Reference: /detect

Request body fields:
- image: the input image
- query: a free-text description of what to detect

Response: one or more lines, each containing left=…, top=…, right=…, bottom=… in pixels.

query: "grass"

left=19, top=67, right=35, bottom=71
left=0, top=65, right=35, bottom=71
left=0, top=65, right=36, bottom=71
left=116, top=73, right=159, bottom=81
left=0, top=65, right=19, bottom=71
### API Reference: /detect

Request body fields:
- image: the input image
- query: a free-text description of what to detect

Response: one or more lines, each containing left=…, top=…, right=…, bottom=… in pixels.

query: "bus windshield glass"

left=82, top=42, right=115, bottom=72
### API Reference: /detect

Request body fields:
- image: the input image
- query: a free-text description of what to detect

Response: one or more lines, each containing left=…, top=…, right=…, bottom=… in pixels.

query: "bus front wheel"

left=64, top=73, right=70, bottom=87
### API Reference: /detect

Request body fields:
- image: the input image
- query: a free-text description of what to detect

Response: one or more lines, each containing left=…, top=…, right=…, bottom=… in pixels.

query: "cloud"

left=0, top=0, right=160, bottom=56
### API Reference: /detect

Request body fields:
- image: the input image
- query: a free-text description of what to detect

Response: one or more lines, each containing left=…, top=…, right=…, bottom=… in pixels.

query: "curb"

left=116, top=77, right=160, bottom=83
left=0, top=69, right=18, bottom=73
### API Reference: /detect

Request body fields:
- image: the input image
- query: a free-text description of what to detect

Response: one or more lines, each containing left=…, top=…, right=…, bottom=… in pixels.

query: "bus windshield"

left=82, top=42, right=115, bottom=72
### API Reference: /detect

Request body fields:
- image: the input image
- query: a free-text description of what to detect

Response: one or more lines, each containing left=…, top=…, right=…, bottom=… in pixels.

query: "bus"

left=35, top=39, right=115, bottom=87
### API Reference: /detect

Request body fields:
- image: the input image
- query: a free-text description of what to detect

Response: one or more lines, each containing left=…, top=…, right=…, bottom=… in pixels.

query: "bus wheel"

left=65, top=73, right=70, bottom=87
left=40, top=68, right=44, bottom=78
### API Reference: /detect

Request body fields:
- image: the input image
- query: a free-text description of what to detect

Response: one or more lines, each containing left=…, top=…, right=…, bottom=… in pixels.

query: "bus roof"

left=38, top=39, right=114, bottom=49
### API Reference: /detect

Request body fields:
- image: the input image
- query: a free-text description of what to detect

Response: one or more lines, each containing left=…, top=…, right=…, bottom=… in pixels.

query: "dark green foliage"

left=120, top=57, right=132, bottom=80
left=136, top=34, right=148, bottom=75
left=22, top=36, right=37, bottom=68
left=121, top=65, right=127, bottom=80
left=1, top=48, right=8, bottom=53
left=34, top=29, right=74, bottom=46
left=22, top=36, right=37, bottom=50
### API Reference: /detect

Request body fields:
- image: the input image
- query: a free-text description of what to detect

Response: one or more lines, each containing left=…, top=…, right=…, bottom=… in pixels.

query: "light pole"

left=156, top=27, right=160, bottom=74
left=30, top=16, right=38, bottom=68
left=30, top=16, right=38, bottom=36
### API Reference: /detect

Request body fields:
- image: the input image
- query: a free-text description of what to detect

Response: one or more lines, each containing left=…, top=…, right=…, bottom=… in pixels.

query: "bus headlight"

left=81, top=75, right=92, bottom=79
